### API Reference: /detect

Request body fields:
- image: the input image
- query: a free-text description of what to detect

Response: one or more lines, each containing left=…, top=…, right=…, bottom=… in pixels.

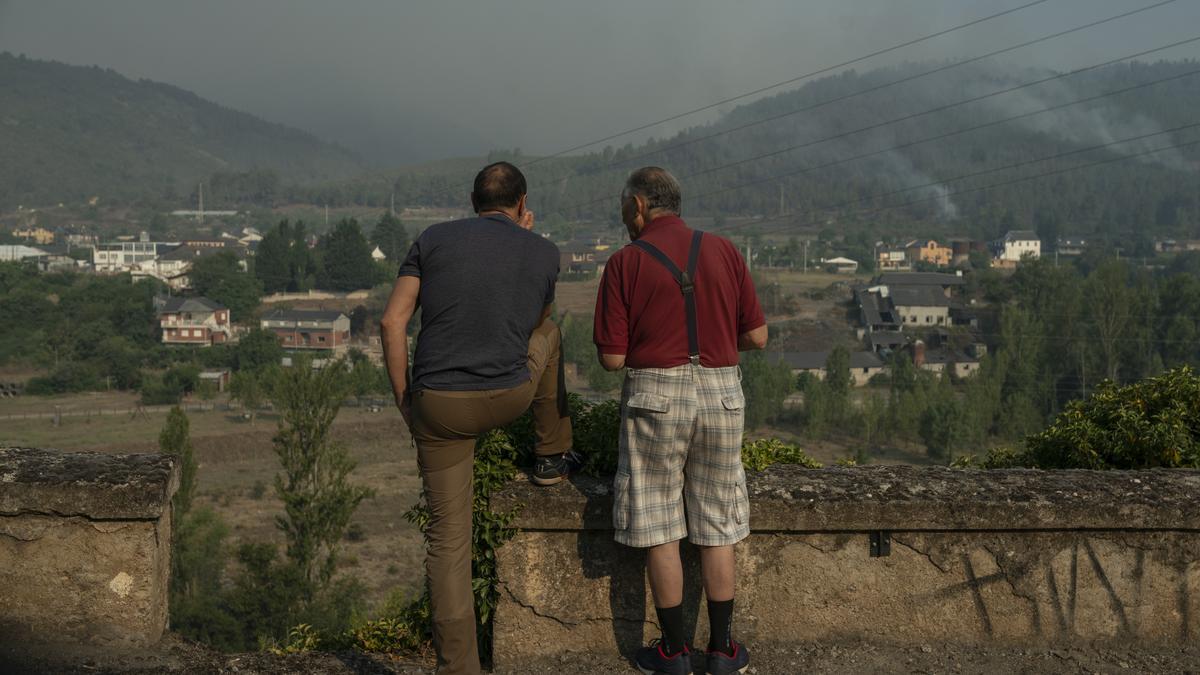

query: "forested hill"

left=0, top=53, right=365, bottom=209
left=303, top=59, right=1200, bottom=241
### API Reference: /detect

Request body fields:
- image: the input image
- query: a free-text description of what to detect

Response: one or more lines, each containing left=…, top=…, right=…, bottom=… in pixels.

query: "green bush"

left=957, top=367, right=1200, bottom=470
left=1020, top=366, right=1200, bottom=469
left=573, top=399, right=621, bottom=476
left=500, top=393, right=619, bottom=475
left=741, top=438, right=823, bottom=472
left=25, top=362, right=104, bottom=395
left=140, top=374, right=183, bottom=405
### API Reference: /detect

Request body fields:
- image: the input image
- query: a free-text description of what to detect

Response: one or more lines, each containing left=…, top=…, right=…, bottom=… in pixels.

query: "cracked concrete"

left=0, top=448, right=179, bottom=650
left=493, top=467, right=1200, bottom=668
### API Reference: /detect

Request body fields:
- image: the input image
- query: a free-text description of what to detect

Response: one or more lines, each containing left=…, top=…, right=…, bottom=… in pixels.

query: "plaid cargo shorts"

left=613, top=364, right=750, bottom=548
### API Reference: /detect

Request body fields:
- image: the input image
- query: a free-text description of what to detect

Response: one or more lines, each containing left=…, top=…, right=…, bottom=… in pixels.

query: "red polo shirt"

left=594, top=215, right=765, bottom=369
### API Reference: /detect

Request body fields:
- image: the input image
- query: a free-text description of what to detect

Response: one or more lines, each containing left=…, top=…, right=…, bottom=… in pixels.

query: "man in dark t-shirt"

left=380, top=162, right=577, bottom=675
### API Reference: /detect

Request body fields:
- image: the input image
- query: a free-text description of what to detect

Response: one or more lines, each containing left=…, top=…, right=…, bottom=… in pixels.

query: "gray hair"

left=623, top=166, right=682, bottom=215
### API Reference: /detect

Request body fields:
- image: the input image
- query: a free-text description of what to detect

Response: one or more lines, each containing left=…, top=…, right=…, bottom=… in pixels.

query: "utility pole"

left=390, top=190, right=396, bottom=216
left=197, top=182, right=204, bottom=223
left=779, top=184, right=784, bottom=217
left=325, top=204, right=329, bottom=228
left=803, top=239, right=808, bottom=274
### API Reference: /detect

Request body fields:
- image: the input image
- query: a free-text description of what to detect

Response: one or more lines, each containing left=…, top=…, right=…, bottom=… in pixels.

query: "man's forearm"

left=381, top=324, right=409, bottom=398
left=737, top=324, right=769, bottom=351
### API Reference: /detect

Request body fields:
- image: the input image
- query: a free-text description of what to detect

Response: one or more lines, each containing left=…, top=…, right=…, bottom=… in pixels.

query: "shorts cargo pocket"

left=627, top=392, right=671, bottom=413
left=721, top=394, right=745, bottom=411
left=732, top=479, right=748, bottom=525
left=613, top=472, right=631, bottom=530
left=725, top=465, right=749, bottom=526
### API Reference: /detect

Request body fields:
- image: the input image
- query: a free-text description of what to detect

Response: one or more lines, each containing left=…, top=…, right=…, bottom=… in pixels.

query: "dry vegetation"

left=0, top=394, right=426, bottom=611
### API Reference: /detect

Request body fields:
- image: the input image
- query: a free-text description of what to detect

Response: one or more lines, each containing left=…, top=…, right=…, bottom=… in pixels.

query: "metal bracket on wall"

left=869, top=530, right=891, bottom=557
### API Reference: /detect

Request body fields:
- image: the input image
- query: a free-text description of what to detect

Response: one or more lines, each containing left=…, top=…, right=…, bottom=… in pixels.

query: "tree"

left=288, top=221, right=318, bottom=292
left=159, top=406, right=198, bottom=519
left=189, top=250, right=263, bottom=320
left=347, top=349, right=388, bottom=404
left=371, top=211, right=409, bottom=264
left=230, top=369, right=267, bottom=424
left=319, top=218, right=375, bottom=291
left=268, top=357, right=373, bottom=590
left=255, top=221, right=293, bottom=294
left=234, top=328, right=283, bottom=373
left=1085, top=259, right=1134, bottom=383
left=95, top=335, right=144, bottom=390
left=799, top=373, right=831, bottom=439
left=169, top=507, right=240, bottom=650
left=740, top=351, right=795, bottom=430
left=190, top=251, right=241, bottom=297
left=919, top=377, right=963, bottom=461
left=212, top=274, right=264, bottom=323
left=825, top=346, right=851, bottom=399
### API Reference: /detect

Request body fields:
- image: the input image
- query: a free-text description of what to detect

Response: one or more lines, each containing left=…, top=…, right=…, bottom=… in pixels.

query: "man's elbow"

left=742, top=325, right=769, bottom=351
left=599, top=353, right=626, bottom=371
left=380, top=311, right=407, bottom=333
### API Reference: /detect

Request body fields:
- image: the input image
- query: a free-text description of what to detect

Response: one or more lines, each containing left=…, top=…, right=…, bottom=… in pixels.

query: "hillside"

left=0, top=53, right=365, bottom=209
left=299, top=59, right=1200, bottom=243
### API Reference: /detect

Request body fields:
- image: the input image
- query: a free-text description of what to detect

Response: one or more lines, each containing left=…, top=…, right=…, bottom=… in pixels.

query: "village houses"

left=156, top=297, right=232, bottom=347
left=260, top=309, right=351, bottom=351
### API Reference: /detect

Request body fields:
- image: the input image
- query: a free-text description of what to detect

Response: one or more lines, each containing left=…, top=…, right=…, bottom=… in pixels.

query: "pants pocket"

left=613, top=472, right=631, bottom=530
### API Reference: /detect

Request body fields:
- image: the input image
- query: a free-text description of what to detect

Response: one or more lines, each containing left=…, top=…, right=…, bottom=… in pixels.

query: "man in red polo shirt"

left=594, top=166, right=767, bottom=675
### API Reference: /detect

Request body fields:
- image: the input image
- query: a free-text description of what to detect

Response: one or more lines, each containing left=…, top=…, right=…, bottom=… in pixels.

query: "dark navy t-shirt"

left=398, top=213, right=559, bottom=391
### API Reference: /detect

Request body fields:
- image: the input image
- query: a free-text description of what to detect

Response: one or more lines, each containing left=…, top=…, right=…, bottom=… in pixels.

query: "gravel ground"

left=6, top=638, right=1200, bottom=675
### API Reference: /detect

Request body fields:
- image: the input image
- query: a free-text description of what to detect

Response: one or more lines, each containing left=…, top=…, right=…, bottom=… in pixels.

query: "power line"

left=581, top=0, right=1179, bottom=177
left=551, top=37, right=1200, bottom=215
left=524, top=0, right=1059, bottom=165
left=414, top=0, right=1061, bottom=205
left=716, top=132, right=1200, bottom=236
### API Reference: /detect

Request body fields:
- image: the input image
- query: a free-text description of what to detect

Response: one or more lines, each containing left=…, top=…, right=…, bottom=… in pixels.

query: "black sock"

left=707, top=598, right=734, bottom=655
left=654, top=604, right=687, bottom=656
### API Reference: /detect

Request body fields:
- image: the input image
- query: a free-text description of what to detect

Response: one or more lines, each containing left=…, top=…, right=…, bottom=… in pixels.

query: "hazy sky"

left=2, top=0, right=1199, bottom=166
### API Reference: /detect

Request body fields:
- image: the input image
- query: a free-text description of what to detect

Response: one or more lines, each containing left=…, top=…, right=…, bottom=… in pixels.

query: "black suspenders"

left=630, top=230, right=704, bottom=365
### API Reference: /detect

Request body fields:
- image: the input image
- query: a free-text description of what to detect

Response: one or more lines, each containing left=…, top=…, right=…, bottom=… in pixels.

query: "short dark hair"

left=623, top=166, right=682, bottom=215
left=472, top=161, right=527, bottom=212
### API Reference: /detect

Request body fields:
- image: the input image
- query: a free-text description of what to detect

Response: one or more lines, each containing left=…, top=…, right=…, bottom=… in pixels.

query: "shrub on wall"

left=966, top=367, right=1200, bottom=470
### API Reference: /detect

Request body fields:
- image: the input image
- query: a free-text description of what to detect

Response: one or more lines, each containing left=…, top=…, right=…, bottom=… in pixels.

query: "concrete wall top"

left=494, top=465, right=1200, bottom=532
left=0, top=447, right=179, bottom=520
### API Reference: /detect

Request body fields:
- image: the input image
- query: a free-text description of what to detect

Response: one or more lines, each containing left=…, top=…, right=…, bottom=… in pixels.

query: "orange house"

left=905, top=239, right=952, bottom=268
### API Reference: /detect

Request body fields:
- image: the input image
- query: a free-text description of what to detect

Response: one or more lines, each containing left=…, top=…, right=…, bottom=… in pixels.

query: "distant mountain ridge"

left=298, top=59, right=1200, bottom=243
left=0, top=52, right=365, bottom=209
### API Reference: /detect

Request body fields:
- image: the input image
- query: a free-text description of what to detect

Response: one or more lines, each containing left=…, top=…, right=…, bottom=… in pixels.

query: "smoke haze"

left=2, top=0, right=1199, bottom=166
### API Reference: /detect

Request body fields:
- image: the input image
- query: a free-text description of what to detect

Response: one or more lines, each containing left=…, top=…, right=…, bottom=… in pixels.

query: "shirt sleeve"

left=734, top=246, right=766, bottom=334
left=397, top=238, right=421, bottom=278
left=593, top=253, right=629, bottom=355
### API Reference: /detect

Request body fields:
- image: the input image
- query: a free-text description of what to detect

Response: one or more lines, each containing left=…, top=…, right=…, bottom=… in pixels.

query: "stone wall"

left=0, top=447, right=179, bottom=653
left=492, top=466, right=1200, bottom=670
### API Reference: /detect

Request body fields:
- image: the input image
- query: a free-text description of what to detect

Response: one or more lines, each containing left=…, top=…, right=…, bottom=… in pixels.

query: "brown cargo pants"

left=410, top=318, right=573, bottom=675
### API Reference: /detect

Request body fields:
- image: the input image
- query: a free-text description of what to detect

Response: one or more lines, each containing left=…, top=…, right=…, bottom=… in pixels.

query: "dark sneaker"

left=703, top=641, right=750, bottom=675
left=531, top=449, right=583, bottom=486
left=635, top=639, right=692, bottom=675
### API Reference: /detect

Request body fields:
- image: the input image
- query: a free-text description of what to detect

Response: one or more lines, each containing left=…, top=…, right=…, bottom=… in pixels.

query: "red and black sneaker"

left=703, top=640, right=750, bottom=675
left=635, top=638, right=693, bottom=675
